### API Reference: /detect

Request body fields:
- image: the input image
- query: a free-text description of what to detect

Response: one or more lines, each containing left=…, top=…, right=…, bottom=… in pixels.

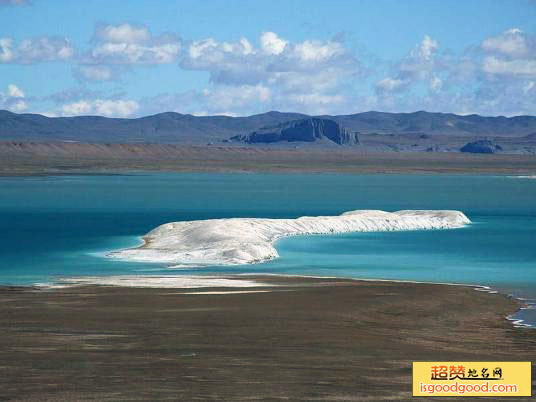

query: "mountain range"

left=1, top=110, right=536, bottom=145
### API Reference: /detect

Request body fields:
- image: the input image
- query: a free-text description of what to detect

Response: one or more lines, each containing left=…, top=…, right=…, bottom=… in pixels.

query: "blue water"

left=1, top=173, right=535, bottom=324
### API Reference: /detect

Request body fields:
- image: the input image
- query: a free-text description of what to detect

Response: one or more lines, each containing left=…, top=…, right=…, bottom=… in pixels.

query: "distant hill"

left=0, top=110, right=308, bottom=144
left=1, top=109, right=535, bottom=144
left=329, top=111, right=536, bottom=137
left=230, top=118, right=359, bottom=145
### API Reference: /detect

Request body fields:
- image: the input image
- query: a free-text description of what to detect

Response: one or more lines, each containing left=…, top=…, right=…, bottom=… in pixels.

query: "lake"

left=1, top=173, right=535, bottom=325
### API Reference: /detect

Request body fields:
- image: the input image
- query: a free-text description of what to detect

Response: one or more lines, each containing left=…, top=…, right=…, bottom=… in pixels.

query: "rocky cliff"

left=460, top=140, right=503, bottom=154
left=231, top=118, right=359, bottom=145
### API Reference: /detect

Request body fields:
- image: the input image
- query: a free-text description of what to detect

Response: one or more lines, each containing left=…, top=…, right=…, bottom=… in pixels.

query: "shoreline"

left=4, top=170, right=536, bottom=178
left=2, top=146, right=536, bottom=176
left=4, top=272, right=531, bottom=328
left=3, top=168, right=536, bottom=178
left=250, top=273, right=534, bottom=329
left=3, top=171, right=536, bottom=178
left=1, top=275, right=534, bottom=401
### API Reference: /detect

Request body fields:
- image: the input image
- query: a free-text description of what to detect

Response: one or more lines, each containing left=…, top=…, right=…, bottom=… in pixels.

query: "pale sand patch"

left=180, top=290, right=274, bottom=295
left=42, top=275, right=269, bottom=289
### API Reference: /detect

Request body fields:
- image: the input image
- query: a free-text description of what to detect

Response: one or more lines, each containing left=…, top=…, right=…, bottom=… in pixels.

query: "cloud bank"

left=0, top=36, right=74, bottom=63
left=1, top=23, right=535, bottom=117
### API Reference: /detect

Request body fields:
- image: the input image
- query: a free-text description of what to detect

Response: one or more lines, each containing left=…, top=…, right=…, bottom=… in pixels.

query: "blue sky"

left=1, top=0, right=535, bottom=117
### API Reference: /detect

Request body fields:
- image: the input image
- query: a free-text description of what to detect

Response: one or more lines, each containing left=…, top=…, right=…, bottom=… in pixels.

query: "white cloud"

left=293, top=40, right=344, bottom=62
left=153, top=84, right=271, bottom=116
left=411, top=35, right=439, bottom=61
left=2, top=24, right=536, bottom=117
left=62, top=100, right=93, bottom=116
left=0, top=83, right=28, bottom=112
left=0, top=38, right=14, bottom=62
left=0, top=36, right=74, bottom=63
left=482, top=28, right=531, bottom=58
left=376, top=77, right=407, bottom=92
left=367, top=29, right=536, bottom=116
left=482, top=56, right=536, bottom=78
left=479, top=29, right=536, bottom=83
left=186, top=36, right=258, bottom=68
left=400, top=35, right=439, bottom=76
left=9, top=99, right=27, bottom=112
left=430, top=75, right=442, bottom=91
left=94, top=99, right=139, bottom=117
left=182, top=32, right=359, bottom=80
left=140, top=83, right=351, bottom=117
left=74, top=23, right=182, bottom=81
left=260, top=31, right=287, bottom=55
left=376, top=35, right=440, bottom=94
left=75, top=65, right=114, bottom=81
left=61, top=99, right=139, bottom=117
left=188, top=38, right=217, bottom=59
left=4, top=28, right=362, bottom=116
left=176, top=32, right=364, bottom=115
left=8, top=83, right=24, bottom=98
left=85, top=23, right=181, bottom=66
left=90, top=39, right=180, bottom=64
left=221, top=37, right=254, bottom=56
left=95, top=23, right=150, bottom=44
left=180, top=31, right=361, bottom=113
left=369, top=68, right=536, bottom=117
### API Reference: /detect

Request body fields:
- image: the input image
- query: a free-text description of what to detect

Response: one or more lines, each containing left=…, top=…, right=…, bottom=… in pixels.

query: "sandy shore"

left=1, top=276, right=535, bottom=401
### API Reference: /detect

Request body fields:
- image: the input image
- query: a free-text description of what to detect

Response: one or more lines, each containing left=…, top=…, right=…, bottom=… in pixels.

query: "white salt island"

left=108, top=210, right=470, bottom=267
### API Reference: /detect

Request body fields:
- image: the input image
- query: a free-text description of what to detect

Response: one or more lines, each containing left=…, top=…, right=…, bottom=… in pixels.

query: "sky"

left=0, top=0, right=535, bottom=118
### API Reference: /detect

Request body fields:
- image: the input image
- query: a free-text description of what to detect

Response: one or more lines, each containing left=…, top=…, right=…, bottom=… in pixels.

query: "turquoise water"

left=1, top=173, right=535, bottom=324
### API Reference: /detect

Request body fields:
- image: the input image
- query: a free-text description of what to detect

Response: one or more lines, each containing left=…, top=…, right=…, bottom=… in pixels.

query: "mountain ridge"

left=1, top=109, right=536, bottom=144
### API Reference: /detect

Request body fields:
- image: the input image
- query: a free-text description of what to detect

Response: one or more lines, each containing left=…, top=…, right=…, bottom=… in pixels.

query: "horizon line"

left=1, top=109, right=535, bottom=120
